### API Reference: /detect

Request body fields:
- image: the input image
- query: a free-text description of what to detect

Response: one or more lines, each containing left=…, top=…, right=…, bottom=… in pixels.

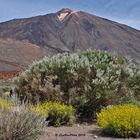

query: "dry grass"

left=0, top=108, right=45, bottom=140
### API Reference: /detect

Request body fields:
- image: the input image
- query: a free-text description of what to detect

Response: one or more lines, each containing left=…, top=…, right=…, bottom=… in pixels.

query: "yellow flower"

left=4, top=92, right=11, bottom=95
left=97, top=104, right=140, bottom=138
left=0, top=98, right=11, bottom=110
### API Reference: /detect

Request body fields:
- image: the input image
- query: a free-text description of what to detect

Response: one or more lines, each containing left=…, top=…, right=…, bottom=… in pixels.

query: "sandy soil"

left=39, top=124, right=138, bottom=140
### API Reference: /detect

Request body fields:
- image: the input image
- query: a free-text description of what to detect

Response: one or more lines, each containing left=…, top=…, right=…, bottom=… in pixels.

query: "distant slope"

left=0, top=38, right=54, bottom=79
left=0, top=58, right=25, bottom=71
left=0, top=8, right=140, bottom=76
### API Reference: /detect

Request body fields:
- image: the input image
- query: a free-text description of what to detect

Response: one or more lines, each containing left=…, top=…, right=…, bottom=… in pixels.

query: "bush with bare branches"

left=0, top=108, right=45, bottom=140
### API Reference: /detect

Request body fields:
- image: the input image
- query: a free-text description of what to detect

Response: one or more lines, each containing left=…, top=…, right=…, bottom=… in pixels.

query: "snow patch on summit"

left=58, top=12, right=69, bottom=21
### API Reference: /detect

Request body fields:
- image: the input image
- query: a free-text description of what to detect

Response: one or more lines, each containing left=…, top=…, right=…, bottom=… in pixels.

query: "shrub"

left=97, top=104, right=140, bottom=138
left=1, top=86, right=12, bottom=93
left=0, top=108, right=45, bottom=140
left=0, top=97, right=12, bottom=110
left=30, top=101, right=76, bottom=126
left=14, top=49, right=140, bottom=120
left=129, top=74, right=140, bottom=101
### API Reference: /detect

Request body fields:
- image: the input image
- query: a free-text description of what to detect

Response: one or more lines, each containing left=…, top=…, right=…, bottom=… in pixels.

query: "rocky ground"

left=40, top=124, right=137, bottom=140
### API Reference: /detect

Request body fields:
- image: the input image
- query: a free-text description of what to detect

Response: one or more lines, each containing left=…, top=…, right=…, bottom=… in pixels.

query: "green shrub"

left=0, top=108, right=45, bottom=140
left=129, top=74, right=140, bottom=101
left=1, top=86, right=12, bottom=92
left=14, top=49, right=140, bottom=120
left=97, top=104, right=140, bottom=138
left=30, top=101, right=76, bottom=126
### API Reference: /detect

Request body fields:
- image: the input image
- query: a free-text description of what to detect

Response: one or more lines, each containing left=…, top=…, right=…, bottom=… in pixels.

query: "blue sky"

left=0, top=0, right=140, bottom=30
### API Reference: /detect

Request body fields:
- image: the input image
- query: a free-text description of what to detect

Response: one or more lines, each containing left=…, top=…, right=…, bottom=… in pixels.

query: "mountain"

left=0, top=8, right=140, bottom=78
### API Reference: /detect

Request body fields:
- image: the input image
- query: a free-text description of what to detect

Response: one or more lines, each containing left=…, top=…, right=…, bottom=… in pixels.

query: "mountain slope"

left=0, top=8, right=140, bottom=75
left=0, top=38, right=54, bottom=65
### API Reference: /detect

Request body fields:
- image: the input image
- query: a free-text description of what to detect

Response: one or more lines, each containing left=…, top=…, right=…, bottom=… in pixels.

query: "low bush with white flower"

left=14, top=49, right=140, bottom=121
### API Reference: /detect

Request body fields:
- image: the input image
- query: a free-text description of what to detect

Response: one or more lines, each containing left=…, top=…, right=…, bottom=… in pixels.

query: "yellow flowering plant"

left=97, top=104, right=140, bottom=138
left=0, top=98, right=12, bottom=110
left=30, top=101, right=76, bottom=126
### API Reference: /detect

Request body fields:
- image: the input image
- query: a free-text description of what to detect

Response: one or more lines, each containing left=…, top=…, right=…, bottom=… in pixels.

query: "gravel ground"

left=39, top=124, right=138, bottom=140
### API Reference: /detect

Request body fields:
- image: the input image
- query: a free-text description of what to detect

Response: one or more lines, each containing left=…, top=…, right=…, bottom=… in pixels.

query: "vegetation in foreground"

left=97, top=104, right=140, bottom=138
left=0, top=101, right=45, bottom=140
left=0, top=49, right=139, bottom=139
left=30, top=101, right=76, bottom=127
left=15, top=50, right=140, bottom=120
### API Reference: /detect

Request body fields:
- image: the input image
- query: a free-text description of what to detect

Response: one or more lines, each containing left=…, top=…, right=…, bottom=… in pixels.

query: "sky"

left=0, top=0, right=140, bottom=30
